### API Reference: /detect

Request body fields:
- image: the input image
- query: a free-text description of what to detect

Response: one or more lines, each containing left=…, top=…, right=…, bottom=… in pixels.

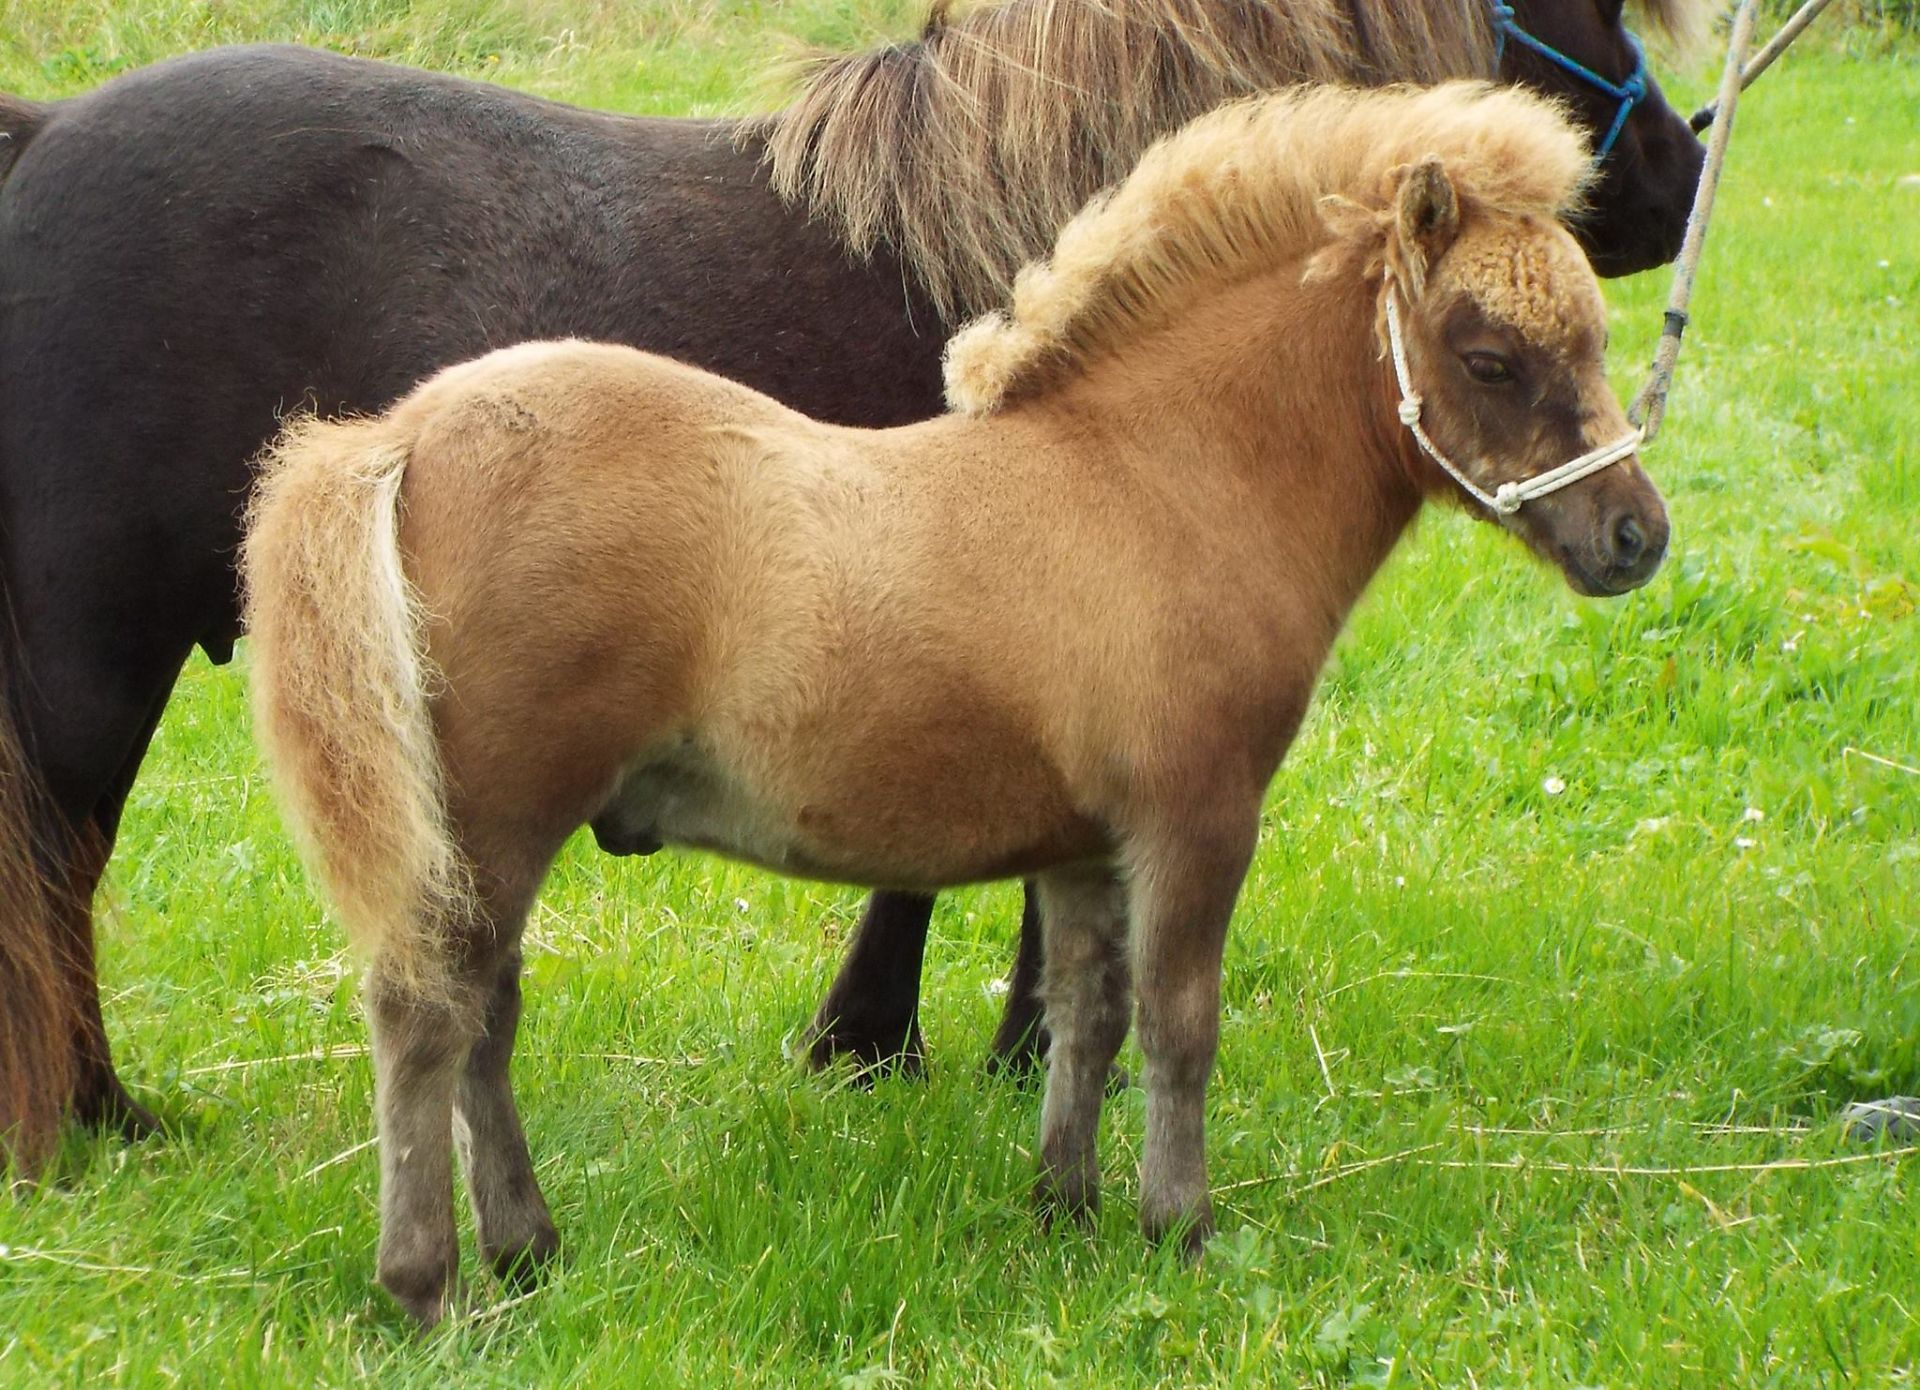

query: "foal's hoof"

left=1033, top=1172, right=1100, bottom=1230
left=488, top=1225, right=561, bottom=1292
left=1842, top=1096, right=1920, bottom=1144
left=1141, top=1200, right=1215, bottom=1263
left=380, top=1266, right=458, bottom=1331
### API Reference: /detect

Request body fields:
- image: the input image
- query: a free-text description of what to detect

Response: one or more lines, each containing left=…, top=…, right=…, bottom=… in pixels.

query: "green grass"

left=3, top=5, right=1918, bottom=1385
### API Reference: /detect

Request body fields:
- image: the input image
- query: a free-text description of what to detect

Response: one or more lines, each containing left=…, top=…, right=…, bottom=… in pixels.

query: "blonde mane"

left=942, top=82, right=1591, bottom=415
left=762, top=0, right=1709, bottom=316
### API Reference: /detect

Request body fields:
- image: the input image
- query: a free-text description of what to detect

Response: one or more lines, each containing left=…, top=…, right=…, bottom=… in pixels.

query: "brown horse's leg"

left=804, top=890, right=933, bottom=1075
left=1030, top=865, right=1130, bottom=1225
left=58, top=824, right=161, bottom=1139
left=455, top=943, right=558, bottom=1289
left=986, top=883, right=1048, bottom=1075
left=1128, top=821, right=1257, bottom=1257
left=371, top=970, right=483, bottom=1328
left=56, top=688, right=174, bottom=1140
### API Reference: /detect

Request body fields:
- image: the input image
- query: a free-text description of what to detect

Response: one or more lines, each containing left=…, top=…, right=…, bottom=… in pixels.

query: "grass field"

left=2, top=3, right=1918, bottom=1385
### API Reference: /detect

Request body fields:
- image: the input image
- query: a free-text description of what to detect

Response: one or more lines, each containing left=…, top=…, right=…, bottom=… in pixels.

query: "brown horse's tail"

left=0, top=93, right=47, bottom=182
left=241, top=417, right=470, bottom=1001
left=1, top=89, right=75, bottom=1177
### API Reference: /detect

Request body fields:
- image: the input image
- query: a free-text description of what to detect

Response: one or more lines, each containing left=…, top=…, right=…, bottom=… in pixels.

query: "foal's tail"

left=1, top=88, right=74, bottom=1176
left=241, top=417, right=470, bottom=1000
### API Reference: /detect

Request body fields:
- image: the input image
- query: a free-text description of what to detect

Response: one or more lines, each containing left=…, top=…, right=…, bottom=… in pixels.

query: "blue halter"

left=1488, top=3, right=1650, bottom=160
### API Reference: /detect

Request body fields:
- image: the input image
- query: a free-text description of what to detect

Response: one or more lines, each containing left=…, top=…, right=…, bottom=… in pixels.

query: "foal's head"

left=1352, top=156, right=1669, bottom=596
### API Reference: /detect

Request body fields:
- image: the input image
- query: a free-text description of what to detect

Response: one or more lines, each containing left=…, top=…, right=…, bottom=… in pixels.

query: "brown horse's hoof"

left=380, top=1259, right=460, bottom=1331
left=71, top=1073, right=165, bottom=1142
left=799, top=1014, right=927, bottom=1082
left=1141, top=1201, right=1214, bottom=1262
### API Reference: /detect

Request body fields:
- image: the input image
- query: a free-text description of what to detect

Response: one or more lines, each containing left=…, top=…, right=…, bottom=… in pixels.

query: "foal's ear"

left=1390, top=156, right=1460, bottom=299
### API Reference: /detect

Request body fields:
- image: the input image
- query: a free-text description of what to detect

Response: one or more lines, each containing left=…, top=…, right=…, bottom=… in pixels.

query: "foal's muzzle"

left=1565, top=495, right=1669, bottom=597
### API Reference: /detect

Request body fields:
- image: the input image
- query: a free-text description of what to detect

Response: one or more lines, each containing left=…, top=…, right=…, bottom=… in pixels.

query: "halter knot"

left=1397, top=396, right=1424, bottom=427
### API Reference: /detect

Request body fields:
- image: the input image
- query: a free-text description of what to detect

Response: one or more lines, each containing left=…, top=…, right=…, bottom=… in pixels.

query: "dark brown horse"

left=0, top=0, right=1706, bottom=1172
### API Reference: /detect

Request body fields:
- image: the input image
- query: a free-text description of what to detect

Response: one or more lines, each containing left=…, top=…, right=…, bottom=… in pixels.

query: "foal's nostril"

left=1612, top=514, right=1646, bottom=569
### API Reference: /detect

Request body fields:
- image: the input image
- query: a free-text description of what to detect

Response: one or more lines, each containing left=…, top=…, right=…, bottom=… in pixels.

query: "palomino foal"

left=243, top=83, right=1667, bottom=1324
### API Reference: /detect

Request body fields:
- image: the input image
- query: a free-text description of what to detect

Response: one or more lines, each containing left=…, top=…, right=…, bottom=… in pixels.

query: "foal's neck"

left=1053, top=263, right=1424, bottom=631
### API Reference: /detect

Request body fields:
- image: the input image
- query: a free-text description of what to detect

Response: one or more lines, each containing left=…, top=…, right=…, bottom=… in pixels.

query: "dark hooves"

left=1033, top=1175, right=1100, bottom=1230
left=983, top=1043, right=1044, bottom=1084
left=801, top=1014, right=928, bottom=1082
left=72, top=1078, right=167, bottom=1143
left=1841, top=1096, right=1920, bottom=1144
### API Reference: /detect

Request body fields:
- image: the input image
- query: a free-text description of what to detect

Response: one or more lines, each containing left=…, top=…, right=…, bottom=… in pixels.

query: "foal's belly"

left=591, top=735, right=1108, bottom=889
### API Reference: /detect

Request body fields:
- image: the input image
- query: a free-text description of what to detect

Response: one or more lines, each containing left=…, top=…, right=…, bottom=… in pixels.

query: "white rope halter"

left=1383, top=286, right=1643, bottom=517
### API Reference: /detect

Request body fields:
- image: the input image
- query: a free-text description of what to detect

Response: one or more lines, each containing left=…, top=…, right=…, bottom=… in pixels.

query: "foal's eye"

left=1462, top=353, right=1513, bottom=385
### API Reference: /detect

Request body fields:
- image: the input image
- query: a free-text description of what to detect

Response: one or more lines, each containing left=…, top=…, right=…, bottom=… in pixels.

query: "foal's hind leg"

left=370, top=970, right=483, bottom=1327
left=1030, top=866, right=1130, bottom=1225
left=455, top=942, right=558, bottom=1288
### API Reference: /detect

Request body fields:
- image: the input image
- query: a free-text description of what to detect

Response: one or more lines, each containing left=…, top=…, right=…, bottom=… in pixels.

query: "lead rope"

left=1627, top=0, right=1761, bottom=442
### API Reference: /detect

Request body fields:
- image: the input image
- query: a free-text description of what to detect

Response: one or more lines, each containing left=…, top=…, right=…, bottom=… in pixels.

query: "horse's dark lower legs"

left=377, top=815, right=562, bottom=1327
left=986, top=885, right=1049, bottom=1075
left=807, top=881, right=1057, bottom=1076
left=455, top=945, right=558, bottom=1287
left=1128, top=818, right=1258, bottom=1256
left=58, top=824, right=162, bottom=1138
left=805, top=890, right=934, bottom=1073
left=32, top=666, right=181, bottom=1140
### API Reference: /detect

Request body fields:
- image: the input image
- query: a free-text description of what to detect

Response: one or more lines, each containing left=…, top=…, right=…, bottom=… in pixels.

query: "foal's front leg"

left=1128, top=817, right=1257, bottom=1255
left=1031, top=866, right=1130, bottom=1223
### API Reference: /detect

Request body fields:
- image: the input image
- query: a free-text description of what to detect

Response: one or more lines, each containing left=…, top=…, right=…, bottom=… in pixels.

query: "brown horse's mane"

left=943, top=82, right=1591, bottom=415
left=762, top=0, right=1708, bottom=315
